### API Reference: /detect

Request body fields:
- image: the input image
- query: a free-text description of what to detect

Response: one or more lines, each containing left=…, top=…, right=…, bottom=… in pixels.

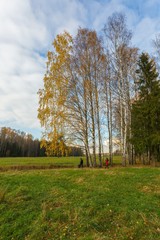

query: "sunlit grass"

left=0, top=167, right=160, bottom=239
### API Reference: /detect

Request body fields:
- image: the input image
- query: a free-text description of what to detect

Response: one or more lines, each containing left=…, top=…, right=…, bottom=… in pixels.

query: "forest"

left=0, top=127, right=83, bottom=157
left=38, top=12, right=160, bottom=167
left=0, top=127, right=45, bottom=157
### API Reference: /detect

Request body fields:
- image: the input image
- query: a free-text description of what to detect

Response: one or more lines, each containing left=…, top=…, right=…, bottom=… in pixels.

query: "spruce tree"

left=131, top=53, right=160, bottom=163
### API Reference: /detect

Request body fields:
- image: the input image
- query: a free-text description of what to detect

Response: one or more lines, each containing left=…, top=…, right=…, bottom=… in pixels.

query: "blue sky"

left=0, top=0, right=160, bottom=139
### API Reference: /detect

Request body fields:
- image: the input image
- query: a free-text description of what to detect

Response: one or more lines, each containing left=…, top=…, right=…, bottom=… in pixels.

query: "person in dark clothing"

left=78, top=158, right=83, bottom=168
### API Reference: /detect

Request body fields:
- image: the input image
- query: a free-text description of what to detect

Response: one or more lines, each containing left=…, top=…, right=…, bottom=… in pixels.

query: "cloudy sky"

left=1, top=0, right=160, bottom=139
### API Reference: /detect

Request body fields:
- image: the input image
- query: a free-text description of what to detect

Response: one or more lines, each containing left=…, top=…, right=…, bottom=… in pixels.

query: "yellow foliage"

left=38, top=30, right=73, bottom=155
left=38, top=31, right=73, bottom=150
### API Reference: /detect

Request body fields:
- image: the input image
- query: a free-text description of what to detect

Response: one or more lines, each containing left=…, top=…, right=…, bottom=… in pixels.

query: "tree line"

left=0, top=127, right=45, bottom=157
left=38, top=12, right=160, bottom=166
left=0, top=127, right=83, bottom=157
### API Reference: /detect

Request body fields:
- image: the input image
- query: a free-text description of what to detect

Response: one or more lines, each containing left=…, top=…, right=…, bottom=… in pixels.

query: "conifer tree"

left=131, top=53, right=160, bottom=163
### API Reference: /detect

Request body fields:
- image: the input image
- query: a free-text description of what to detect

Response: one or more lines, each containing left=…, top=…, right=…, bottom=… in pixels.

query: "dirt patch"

left=141, top=185, right=160, bottom=194
left=75, top=177, right=85, bottom=184
left=0, top=165, right=74, bottom=172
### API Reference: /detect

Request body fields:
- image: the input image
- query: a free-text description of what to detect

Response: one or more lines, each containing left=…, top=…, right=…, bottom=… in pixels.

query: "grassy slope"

left=0, top=167, right=160, bottom=240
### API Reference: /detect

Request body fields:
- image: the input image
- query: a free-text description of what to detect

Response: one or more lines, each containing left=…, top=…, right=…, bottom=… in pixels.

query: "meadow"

left=0, top=157, right=160, bottom=240
left=0, top=156, right=80, bottom=169
left=0, top=156, right=121, bottom=170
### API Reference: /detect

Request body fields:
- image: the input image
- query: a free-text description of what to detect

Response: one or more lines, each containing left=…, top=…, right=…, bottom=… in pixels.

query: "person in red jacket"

left=105, top=158, right=109, bottom=168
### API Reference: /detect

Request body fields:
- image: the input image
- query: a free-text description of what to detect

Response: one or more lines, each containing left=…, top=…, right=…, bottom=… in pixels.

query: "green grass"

left=0, top=156, right=122, bottom=170
left=0, top=157, right=81, bottom=169
left=0, top=167, right=160, bottom=240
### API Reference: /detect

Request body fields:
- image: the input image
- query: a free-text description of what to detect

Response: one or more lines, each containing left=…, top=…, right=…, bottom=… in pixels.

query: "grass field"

left=0, top=156, right=122, bottom=170
left=0, top=156, right=80, bottom=167
left=0, top=159, right=160, bottom=240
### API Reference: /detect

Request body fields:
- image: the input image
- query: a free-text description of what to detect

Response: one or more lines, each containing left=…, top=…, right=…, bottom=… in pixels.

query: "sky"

left=1, top=0, right=160, bottom=139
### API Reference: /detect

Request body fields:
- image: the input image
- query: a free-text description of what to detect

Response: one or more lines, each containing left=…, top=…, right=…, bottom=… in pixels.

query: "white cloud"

left=0, top=0, right=87, bottom=138
left=89, top=0, right=126, bottom=31
left=1, top=0, right=160, bottom=139
left=0, top=0, right=47, bottom=137
left=132, top=17, right=160, bottom=53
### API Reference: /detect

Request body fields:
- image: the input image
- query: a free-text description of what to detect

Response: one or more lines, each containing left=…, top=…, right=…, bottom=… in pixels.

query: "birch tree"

left=68, top=28, right=104, bottom=166
left=38, top=32, right=72, bottom=156
left=103, top=12, right=138, bottom=165
left=38, top=29, right=104, bottom=164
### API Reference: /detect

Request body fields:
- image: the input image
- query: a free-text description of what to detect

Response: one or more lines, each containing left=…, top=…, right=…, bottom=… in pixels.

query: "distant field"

left=0, top=167, right=160, bottom=240
left=0, top=156, right=80, bottom=168
left=0, top=156, right=122, bottom=169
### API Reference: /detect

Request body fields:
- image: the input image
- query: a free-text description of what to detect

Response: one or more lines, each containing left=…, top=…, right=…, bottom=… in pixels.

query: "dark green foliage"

left=69, top=146, right=84, bottom=157
left=0, top=127, right=46, bottom=157
left=0, top=127, right=83, bottom=158
left=131, top=53, right=160, bottom=162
